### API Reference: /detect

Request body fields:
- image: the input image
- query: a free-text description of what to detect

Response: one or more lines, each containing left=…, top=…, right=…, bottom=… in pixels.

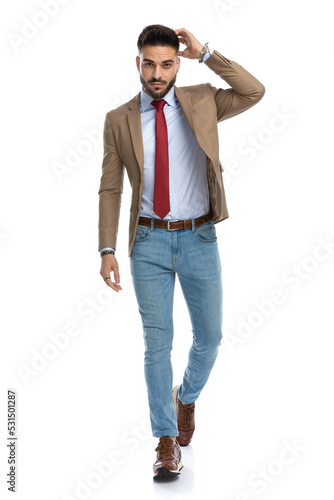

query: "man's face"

left=136, top=45, right=180, bottom=100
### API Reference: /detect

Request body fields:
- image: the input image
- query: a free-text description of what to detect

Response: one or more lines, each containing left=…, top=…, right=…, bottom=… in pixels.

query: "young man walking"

left=98, top=24, right=265, bottom=479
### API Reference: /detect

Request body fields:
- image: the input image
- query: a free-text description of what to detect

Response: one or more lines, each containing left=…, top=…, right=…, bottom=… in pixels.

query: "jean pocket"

left=134, top=224, right=151, bottom=242
left=195, top=221, right=217, bottom=243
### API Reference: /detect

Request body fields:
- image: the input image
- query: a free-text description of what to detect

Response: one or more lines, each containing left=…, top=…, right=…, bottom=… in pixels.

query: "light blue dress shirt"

left=100, top=49, right=213, bottom=254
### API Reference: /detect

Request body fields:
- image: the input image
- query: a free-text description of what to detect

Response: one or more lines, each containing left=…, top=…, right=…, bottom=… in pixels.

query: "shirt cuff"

left=100, top=247, right=115, bottom=254
left=202, top=48, right=213, bottom=63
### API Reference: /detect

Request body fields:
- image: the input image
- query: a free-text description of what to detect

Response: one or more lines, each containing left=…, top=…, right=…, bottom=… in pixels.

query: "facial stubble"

left=140, top=74, right=178, bottom=100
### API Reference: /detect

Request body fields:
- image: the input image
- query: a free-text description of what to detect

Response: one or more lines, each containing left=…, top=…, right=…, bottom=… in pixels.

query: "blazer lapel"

left=174, top=86, right=195, bottom=136
left=126, top=93, right=144, bottom=172
left=175, top=85, right=214, bottom=162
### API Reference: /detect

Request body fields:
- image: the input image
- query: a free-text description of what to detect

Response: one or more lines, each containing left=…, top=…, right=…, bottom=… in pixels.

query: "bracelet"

left=199, top=43, right=209, bottom=63
left=101, top=249, right=115, bottom=257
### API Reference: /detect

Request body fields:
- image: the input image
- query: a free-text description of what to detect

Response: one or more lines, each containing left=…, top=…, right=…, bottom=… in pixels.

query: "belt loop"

left=150, top=218, right=155, bottom=231
left=191, top=218, right=196, bottom=232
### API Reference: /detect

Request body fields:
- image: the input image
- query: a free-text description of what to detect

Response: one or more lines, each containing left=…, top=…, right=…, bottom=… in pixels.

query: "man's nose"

left=153, top=65, right=162, bottom=80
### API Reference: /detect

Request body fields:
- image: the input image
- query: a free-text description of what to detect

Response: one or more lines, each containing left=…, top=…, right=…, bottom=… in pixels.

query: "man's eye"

left=145, top=63, right=152, bottom=67
left=164, top=64, right=171, bottom=68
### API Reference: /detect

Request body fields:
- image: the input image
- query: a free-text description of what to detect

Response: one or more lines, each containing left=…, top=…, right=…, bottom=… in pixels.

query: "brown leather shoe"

left=173, top=385, right=195, bottom=446
left=153, top=436, right=183, bottom=479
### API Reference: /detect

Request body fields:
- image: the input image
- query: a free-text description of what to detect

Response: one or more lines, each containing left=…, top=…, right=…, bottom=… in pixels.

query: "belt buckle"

left=167, top=220, right=178, bottom=231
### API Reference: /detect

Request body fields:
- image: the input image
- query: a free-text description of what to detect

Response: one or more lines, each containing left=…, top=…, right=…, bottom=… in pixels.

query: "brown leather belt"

left=138, top=213, right=212, bottom=230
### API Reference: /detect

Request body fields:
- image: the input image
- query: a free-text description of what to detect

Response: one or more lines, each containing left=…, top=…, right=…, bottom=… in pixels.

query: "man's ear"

left=136, top=55, right=140, bottom=72
left=176, top=56, right=181, bottom=73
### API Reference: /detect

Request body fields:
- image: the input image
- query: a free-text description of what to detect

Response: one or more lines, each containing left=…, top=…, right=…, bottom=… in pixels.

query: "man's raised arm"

left=174, top=28, right=265, bottom=122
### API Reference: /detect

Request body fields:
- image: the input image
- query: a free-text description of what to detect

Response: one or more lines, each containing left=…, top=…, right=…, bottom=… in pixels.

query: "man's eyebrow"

left=142, top=58, right=175, bottom=64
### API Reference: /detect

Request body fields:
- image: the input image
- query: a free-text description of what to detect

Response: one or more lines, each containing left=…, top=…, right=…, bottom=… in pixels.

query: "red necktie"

left=151, top=99, right=170, bottom=219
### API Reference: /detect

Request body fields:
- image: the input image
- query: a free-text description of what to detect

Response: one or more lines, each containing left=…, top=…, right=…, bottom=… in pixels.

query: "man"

left=98, top=25, right=265, bottom=479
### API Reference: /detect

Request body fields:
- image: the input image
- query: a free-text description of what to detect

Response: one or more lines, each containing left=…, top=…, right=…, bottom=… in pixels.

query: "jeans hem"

left=153, top=429, right=179, bottom=438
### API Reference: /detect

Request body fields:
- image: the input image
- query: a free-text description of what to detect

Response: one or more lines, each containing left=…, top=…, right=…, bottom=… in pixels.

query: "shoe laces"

left=180, top=404, right=194, bottom=426
left=155, top=437, right=175, bottom=458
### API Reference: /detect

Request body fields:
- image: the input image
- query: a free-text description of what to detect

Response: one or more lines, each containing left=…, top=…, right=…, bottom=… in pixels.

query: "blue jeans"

left=129, top=218, right=223, bottom=438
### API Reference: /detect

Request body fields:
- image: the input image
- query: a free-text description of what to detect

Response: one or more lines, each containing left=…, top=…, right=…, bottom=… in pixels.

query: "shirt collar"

left=140, top=86, right=176, bottom=112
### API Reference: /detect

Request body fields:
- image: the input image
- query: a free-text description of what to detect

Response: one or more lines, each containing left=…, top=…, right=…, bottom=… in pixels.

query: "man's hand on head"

left=174, top=28, right=205, bottom=60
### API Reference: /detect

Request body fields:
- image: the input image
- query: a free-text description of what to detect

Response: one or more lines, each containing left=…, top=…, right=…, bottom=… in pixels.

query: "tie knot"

left=151, top=99, right=166, bottom=110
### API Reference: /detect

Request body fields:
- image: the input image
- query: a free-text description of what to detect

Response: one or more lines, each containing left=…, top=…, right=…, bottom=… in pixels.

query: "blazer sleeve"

left=204, top=49, right=265, bottom=122
left=98, top=113, right=124, bottom=252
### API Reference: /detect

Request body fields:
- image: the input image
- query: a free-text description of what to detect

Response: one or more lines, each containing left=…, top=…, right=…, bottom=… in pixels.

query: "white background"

left=1, top=0, right=334, bottom=499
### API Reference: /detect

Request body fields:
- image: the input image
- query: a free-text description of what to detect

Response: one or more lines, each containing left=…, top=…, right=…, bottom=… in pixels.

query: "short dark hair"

left=137, top=24, right=179, bottom=53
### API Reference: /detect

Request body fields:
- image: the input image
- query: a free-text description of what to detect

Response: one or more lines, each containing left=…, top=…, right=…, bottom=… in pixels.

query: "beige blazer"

left=98, top=50, right=265, bottom=256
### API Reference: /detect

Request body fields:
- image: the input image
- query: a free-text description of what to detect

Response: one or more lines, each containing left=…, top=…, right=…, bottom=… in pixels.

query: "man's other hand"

left=100, top=254, right=122, bottom=292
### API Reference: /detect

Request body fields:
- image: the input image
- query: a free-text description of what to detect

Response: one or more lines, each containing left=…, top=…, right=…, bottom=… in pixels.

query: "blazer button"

left=136, top=208, right=139, bottom=214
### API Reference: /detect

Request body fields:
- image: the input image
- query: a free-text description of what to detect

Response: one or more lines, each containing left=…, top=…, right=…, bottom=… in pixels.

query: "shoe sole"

left=177, top=440, right=190, bottom=447
left=153, top=462, right=183, bottom=479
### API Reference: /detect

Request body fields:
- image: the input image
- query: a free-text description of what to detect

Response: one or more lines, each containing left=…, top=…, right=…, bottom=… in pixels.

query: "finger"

left=177, top=36, right=187, bottom=45
left=104, top=277, right=122, bottom=292
left=176, top=28, right=193, bottom=40
left=174, top=28, right=186, bottom=35
left=110, top=281, right=123, bottom=292
left=113, top=265, right=120, bottom=284
left=100, top=268, right=122, bottom=292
